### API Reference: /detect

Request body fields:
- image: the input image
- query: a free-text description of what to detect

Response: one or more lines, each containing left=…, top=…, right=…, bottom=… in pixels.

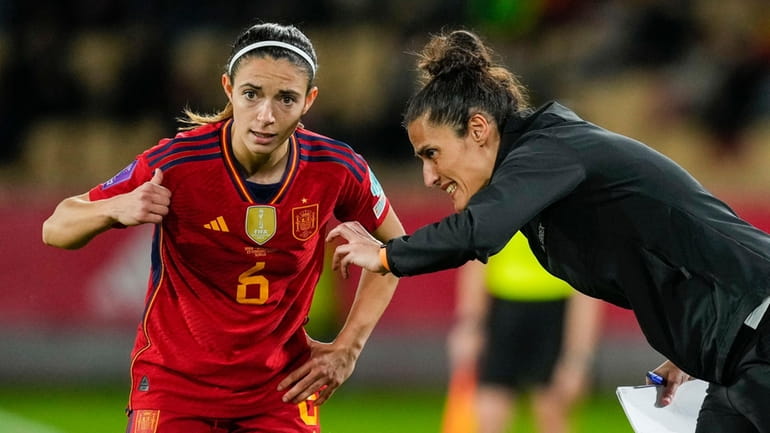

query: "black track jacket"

left=385, top=102, right=770, bottom=383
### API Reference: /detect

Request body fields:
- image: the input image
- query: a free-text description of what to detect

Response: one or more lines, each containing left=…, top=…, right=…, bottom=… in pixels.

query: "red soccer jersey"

left=89, top=120, right=390, bottom=418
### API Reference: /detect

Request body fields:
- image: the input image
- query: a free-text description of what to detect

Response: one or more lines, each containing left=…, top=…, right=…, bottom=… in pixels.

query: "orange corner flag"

left=440, top=365, right=477, bottom=433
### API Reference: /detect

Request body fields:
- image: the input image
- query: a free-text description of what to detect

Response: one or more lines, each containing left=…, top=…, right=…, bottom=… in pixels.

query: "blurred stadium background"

left=1, top=0, right=769, bottom=431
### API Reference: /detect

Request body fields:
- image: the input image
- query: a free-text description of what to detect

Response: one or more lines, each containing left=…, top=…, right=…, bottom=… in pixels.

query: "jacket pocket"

left=640, top=248, right=692, bottom=290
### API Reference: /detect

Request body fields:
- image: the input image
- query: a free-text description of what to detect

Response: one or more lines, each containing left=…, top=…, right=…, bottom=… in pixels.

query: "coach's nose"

left=422, top=161, right=440, bottom=188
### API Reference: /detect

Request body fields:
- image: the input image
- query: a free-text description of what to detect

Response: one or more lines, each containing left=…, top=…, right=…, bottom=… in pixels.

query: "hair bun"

left=419, top=30, right=491, bottom=79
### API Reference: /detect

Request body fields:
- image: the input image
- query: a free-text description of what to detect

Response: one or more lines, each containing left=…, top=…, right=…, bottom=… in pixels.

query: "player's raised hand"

left=326, top=221, right=387, bottom=278
left=113, top=168, right=171, bottom=226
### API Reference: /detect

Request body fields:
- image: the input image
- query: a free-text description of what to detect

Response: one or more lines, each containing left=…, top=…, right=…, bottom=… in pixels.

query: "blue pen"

left=646, top=371, right=666, bottom=385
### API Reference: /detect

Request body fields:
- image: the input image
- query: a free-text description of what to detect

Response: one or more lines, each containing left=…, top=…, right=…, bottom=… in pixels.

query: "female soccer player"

left=328, top=29, right=770, bottom=433
left=42, top=22, right=405, bottom=433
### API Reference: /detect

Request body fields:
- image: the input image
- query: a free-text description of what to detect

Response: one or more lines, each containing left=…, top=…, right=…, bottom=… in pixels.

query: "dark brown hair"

left=179, top=22, right=317, bottom=128
left=403, top=30, right=530, bottom=136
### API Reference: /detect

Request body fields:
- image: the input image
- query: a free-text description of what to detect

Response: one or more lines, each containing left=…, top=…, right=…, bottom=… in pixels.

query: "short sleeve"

left=88, top=156, right=153, bottom=201
left=334, top=159, right=391, bottom=233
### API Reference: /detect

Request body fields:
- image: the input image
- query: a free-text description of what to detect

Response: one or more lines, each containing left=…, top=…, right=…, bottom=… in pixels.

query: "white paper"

left=616, top=379, right=708, bottom=433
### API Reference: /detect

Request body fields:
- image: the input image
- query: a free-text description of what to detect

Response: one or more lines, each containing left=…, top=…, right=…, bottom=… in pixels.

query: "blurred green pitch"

left=0, top=383, right=632, bottom=432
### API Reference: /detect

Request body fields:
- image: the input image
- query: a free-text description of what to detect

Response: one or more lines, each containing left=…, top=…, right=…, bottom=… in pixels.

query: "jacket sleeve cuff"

left=379, top=245, right=391, bottom=272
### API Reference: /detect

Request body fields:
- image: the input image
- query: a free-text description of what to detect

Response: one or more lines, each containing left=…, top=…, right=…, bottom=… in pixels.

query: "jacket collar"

left=494, top=101, right=576, bottom=171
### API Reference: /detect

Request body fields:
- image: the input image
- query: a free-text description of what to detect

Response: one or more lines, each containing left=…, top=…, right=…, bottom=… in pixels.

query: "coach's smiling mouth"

left=446, top=183, right=457, bottom=195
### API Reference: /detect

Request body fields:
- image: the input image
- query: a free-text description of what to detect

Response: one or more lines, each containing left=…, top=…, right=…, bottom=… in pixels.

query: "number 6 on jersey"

left=237, top=261, right=269, bottom=304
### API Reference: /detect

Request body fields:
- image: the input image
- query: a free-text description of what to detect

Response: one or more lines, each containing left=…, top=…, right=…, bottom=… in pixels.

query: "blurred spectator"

left=1, top=2, right=80, bottom=163
left=618, top=0, right=697, bottom=69
left=693, top=0, right=770, bottom=157
left=698, top=45, right=770, bottom=157
left=1, top=0, right=769, bottom=187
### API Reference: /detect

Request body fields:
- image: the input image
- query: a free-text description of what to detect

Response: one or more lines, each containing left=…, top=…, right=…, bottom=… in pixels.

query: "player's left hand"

left=278, top=336, right=357, bottom=406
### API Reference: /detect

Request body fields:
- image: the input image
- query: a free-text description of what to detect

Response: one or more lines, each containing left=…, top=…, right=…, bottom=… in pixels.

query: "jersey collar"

left=220, top=118, right=300, bottom=204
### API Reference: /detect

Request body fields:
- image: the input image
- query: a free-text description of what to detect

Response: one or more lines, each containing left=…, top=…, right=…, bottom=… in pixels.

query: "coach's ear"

left=468, top=112, right=491, bottom=146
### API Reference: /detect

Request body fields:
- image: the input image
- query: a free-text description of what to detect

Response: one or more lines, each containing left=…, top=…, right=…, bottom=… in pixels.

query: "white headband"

left=227, top=40, right=316, bottom=76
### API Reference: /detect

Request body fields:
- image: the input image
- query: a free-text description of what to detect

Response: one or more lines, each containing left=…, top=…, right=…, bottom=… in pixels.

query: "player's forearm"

left=332, top=209, right=403, bottom=355
left=42, top=194, right=116, bottom=249
left=333, top=271, right=399, bottom=357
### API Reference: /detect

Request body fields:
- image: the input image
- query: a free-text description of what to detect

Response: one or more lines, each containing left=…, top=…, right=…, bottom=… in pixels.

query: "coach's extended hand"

left=327, top=221, right=388, bottom=279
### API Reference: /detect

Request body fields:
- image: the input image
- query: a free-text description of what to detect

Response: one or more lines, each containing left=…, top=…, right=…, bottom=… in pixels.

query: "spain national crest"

left=245, top=205, right=277, bottom=245
left=292, top=204, right=319, bottom=241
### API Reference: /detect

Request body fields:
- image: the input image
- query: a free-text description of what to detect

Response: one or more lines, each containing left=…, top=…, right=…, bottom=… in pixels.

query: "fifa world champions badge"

left=245, top=206, right=277, bottom=245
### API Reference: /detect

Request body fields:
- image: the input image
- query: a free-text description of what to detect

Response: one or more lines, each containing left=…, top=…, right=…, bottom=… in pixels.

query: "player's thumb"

left=150, top=168, right=163, bottom=185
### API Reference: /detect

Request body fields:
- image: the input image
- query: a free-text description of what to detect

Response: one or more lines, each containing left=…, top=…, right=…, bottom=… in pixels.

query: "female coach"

left=328, top=29, right=770, bottom=433
left=43, top=22, right=405, bottom=433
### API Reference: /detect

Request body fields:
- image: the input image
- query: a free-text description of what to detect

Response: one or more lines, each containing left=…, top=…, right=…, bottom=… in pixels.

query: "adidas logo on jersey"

left=204, top=216, right=230, bottom=232
left=138, top=375, right=150, bottom=391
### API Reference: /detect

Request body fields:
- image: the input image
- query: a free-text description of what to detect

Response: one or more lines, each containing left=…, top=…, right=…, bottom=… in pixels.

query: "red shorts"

left=125, top=396, right=320, bottom=433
